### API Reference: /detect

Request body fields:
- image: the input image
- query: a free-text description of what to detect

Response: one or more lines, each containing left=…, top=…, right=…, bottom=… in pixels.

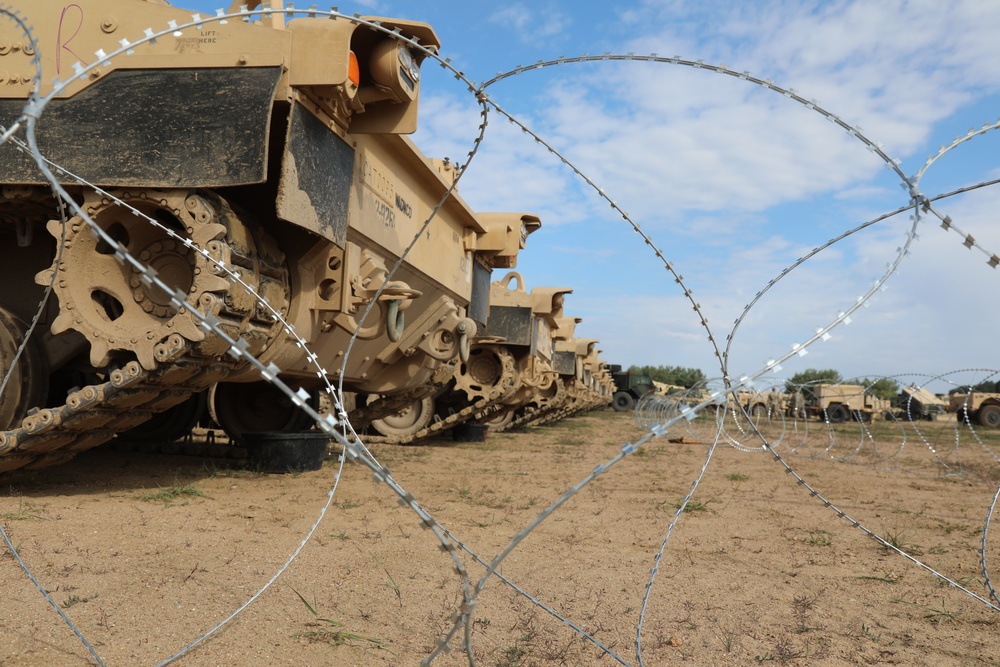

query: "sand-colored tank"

left=0, top=2, right=537, bottom=469
left=516, top=332, right=612, bottom=428
left=361, top=272, right=586, bottom=442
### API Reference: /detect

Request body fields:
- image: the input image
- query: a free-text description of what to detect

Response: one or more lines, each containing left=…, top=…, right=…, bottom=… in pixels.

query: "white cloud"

left=490, top=3, right=569, bottom=42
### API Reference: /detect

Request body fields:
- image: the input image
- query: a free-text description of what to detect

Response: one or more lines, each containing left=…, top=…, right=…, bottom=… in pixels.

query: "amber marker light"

left=348, top=51, right=361, bottom=86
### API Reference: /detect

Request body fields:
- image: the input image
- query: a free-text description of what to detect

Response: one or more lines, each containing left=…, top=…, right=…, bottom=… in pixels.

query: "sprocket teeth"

left=169, top=314, right=206, bottom=344
left=50, top=311, right=74, bottom=336
left=34, top=268, right=54, bottom=287
left=45, top=218, right=65, bottom=239
left=200, top=274, right=231, bottom=294
left=132, top=343, right=158, bottom=371
left=87, top=340, right=112, bottom=369
left=191, top=222, right=227, bottom=247
left=42, top=188, right=287, bottom=376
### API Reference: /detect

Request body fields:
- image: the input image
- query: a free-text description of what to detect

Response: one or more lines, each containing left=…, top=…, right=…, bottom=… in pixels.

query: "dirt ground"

left=2, top=408, right=1000, bottom=666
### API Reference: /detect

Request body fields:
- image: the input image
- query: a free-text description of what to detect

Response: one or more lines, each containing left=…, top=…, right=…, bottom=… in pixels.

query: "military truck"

left=894, top=386, right=948, bottom=421
left=0, top=2, right=538, bottom=469
left=948, top=391, right=1000, bottom=428
left=801, top=383, right=889, bottom=423
left=609, top=365, right=654, bottom=412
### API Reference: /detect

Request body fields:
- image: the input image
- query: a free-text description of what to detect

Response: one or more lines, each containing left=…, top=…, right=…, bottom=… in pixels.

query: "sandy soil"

left=2, top=409, right=1000, bottom=666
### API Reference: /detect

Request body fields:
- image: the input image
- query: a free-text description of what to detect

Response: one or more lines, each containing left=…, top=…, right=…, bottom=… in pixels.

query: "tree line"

left=626, top=365, right=706, bottom=388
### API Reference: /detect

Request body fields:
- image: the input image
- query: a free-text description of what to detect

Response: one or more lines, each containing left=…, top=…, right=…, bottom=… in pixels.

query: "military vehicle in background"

left=724, top=387, right=788, bottom=421
left=493, top=314, right=609, bottom=430
left=894, top=386, right=948, bottom=422
left=799, top=383, right=889, bottom=423
left=609, top=366, right=654, bottom=412
left=359, top=272, right=575, bottom=442
left=469, top=273, right=573, bottom=429
left=948, top=391, right=1000, bottom=428
left=352, top=273, right=613, bottom=443
left=0, top=2, right=540, bottom=470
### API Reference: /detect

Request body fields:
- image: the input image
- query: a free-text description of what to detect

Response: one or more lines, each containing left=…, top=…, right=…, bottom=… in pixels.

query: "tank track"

left=0, top=341, right=240, bottom=472
left=492, top=384, right=606, bottom=433
left=360, top=394, right=499, bottom=445
left=0, top=190, right=287, bottom=473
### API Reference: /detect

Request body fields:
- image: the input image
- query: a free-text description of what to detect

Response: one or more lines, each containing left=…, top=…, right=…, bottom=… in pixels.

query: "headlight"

left=398, top=47, right=420, bottom=87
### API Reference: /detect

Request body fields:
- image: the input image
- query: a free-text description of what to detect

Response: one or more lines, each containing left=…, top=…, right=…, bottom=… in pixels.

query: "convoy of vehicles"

left=0, top=1, right=995, bottom=473
left=0, top=1, right=611, bottom=469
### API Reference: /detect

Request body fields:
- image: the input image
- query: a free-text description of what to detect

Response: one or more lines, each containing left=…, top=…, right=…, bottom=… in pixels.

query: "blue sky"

left=179, top=1, right=1000, bottom=386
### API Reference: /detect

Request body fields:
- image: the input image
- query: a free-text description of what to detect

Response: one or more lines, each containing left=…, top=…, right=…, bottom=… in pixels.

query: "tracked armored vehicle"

left=505, top=318, right=611, bottom=429
left=360, top=271, right=571, bottom=442
left=0, top=2, right=536, bottom=470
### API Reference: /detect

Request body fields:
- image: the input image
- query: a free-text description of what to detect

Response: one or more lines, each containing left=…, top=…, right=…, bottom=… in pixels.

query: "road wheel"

left=612, top=391, right=635, bottom=412
left=482, top=408, right=515, bottom=431
left=117, top=391, right=206, bottom=445
left=978, top=404, right=1000, bottom=428
left=0, top=305, right=48, bottom=430
left=371, top=396, right=435, bottom=438
left=826, top=404, right=849, bottom=423
left=209, top=381, right=318, bottom=444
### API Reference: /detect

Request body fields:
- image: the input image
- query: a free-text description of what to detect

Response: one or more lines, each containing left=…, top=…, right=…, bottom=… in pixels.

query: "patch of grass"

left=61, top=593, right=99, bottom=609
left=553, top=438, right=586, bottom=446
left=891, top=596, right=959, bottom=624
left=290, top=587, right=385, bottom=648
left=384, top=568, right=401, bottom=606
left=932, top=519, right=969, bottom=535
left=496, top=632, right=536, bottom=666
left=861, top=622, right=882, bottom=643
left=0, top=497, right=45, bottom=521
left=798, top=529, right=833, bottom=547
left=486, top=495, right=514, bottom=510
left=455, top=484, right=515, bottom=509
left=935, top=574, right=978, bottom=589
left=856, top=572, right=901, bottom=584
left=139, top=482, right=205, bottom=504
left=879, top=529, right=923, bottom=556
left=663, top=499, right=710, bottom=514
left=726, top=472, right=750, bottom=482
left=715, top=624, right=737, bottom=652
left=792, top=594, right=825, bottom=634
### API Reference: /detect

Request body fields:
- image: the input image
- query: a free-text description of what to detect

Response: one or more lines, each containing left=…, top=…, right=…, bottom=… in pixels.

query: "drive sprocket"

left=36, top=190, right=233, bottom=370
left=453, top=344, right=518, bottom=403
